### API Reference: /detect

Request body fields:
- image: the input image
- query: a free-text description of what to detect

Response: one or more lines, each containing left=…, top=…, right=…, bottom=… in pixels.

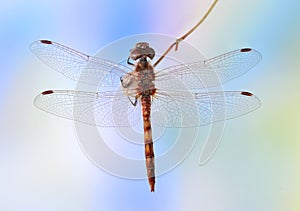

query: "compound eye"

left=136, top=42, right=149, bottom=49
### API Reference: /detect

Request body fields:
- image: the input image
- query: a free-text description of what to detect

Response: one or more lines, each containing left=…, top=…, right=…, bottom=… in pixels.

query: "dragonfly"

left=31, top=0, right=261, bottom=192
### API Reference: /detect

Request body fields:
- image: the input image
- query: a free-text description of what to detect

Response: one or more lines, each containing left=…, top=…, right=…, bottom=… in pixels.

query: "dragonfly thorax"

left=121, top=57, right=156, bottom=99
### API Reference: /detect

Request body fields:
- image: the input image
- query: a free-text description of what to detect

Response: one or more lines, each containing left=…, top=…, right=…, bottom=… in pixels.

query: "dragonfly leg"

left=120, top=76, right=132, bottom=88
left=128, top=96, right=138, bottom=106
left=127, top=56, right=135, bottom=66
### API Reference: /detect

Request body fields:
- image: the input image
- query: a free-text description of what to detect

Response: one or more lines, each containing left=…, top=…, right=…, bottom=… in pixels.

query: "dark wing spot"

left=241, top=91, right=253, bottom=96
left=41, top=90, right=54, bottom=95
left=40, top=40, right=52, bottom=45
left=240, top=48, right=252, bottom=52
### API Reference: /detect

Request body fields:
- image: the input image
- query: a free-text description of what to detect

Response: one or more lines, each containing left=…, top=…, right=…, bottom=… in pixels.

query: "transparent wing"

left=34, top=90, right=260, bottom=128
left=155, top=48, right=262, bottom=90
left=34, top=90, right=141, bottom=127
left=151, top=91, right=261, bottom=127
left=30, top=40, right=131, bottom=87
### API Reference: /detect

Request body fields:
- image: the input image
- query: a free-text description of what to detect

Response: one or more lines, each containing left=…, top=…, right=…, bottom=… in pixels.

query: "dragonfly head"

left=130, top=42, right=155, bottom=61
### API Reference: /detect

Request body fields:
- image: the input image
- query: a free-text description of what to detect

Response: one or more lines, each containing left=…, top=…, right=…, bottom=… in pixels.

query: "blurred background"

left=0, top=0, right=299, bottom=210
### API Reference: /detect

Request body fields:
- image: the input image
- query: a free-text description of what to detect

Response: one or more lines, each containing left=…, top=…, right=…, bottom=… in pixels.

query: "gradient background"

left=1, top=0, right=299, bottom=210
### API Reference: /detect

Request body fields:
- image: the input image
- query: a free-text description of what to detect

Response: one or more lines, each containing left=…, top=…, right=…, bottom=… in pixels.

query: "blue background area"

left=0, top=0, right=300, bottom=210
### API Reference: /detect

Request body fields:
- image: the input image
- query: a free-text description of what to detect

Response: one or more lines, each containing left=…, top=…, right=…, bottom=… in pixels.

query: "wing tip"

left=41, top=90, right=54, bottom=95
left=30, top=40, right=53, bottom=53
left=40, top=40, right=52, bottom=45
left=240, top=48, right=252, bottom=53
left=240, top=91, right=253, bottom=96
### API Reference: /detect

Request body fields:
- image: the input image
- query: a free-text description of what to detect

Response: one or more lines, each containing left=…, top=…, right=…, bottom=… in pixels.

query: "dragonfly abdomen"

left=141, top=94, right=155, bottom=192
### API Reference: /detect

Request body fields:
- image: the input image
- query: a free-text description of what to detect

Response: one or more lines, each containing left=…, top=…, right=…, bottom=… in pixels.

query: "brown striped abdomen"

left=141, top=95, right=155, bottom=192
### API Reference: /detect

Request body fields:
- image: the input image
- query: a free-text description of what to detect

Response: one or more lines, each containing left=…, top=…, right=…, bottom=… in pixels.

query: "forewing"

left=34, top=90, right=141, bottom=127
left=151, top=91, right=261, bottom=127
left=31, top=40, right=131, bottom=87
left=155, top=48, right=262, bottom=90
